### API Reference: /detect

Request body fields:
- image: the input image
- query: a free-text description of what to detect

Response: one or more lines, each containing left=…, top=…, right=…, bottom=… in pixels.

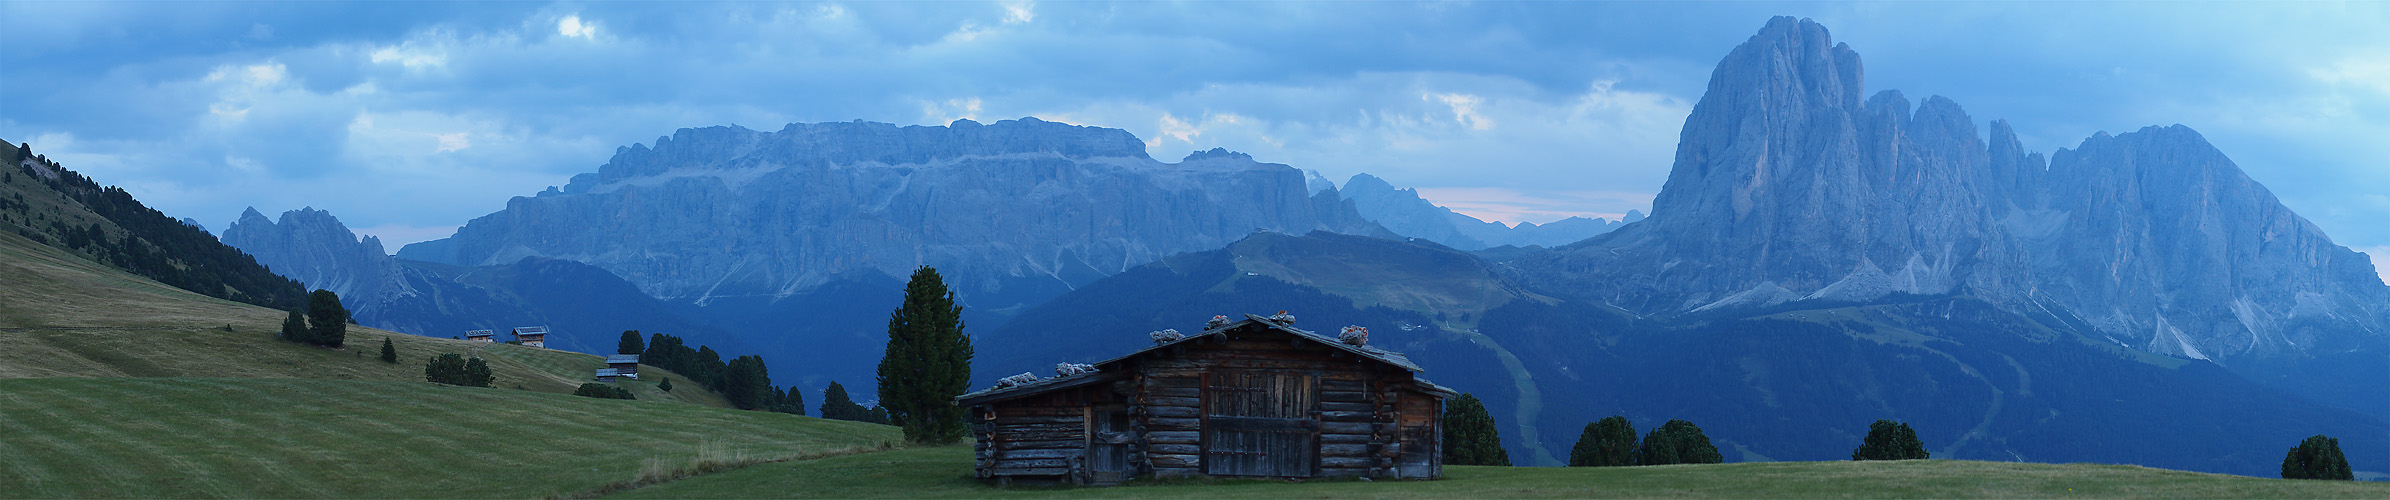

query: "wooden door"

left=1202, top=371, right=1318, bottom=477
left=1087, top=407, right=1133, bottom=484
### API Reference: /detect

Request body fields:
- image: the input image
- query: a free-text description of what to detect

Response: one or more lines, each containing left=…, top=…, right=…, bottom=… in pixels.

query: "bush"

left=424, top=354, right=468, bottom=385
left=305, top=290, right=347, bottom=348
left=379, top=337, right=398, bottom=363
left=1852, top=420, right=1930, bottom=461
left=464, top=357, right=494, bottom=388
left=278, top=309, right=308, bottom=344
left=2282, top=434, right=2354, bottom=480
left=1637, top=419, right=1723, bottom=465
left=658, top=377, right=673, bottom=392
left=1570, top=416, right=1638, bottom=467
left=574, top=383, right=635, bottom=400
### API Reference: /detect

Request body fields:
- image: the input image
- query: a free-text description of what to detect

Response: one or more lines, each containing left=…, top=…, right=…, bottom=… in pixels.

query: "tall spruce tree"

left=304, top=290, right=347, bottom=347
left=1442, top=393, right=1511, bottom=466
left=279, top=308, right=309, bottom=344
left=876, top=266, right=973, bottom=444
left=379, top=337, right=398, bottom=363
left=722, top=355, right=775, bottom=410
left=1570, top=416, right=1639, bottom=466
left=2282, top=434, right=2355, bottom=480
left=1637, top=419, right=1724, bottom=465
left=618, top=330, right=645, bottom=355
left=1852, top=420, right=1931, bottom=461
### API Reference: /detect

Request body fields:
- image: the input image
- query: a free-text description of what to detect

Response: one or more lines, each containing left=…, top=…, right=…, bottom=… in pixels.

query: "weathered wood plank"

left=1146, top=417, right=1201, bottom=431
left=1320, top=433, right=1375, bottom=444
left=996, top=448, right=1084, bottom=460
left=1318, top=401, right=1373, bottom=413
left=996, top=439, right=1084, bottom=450
left=1146, top=431, right=1200, bottom=444
left=1320, top=421, right=1375, bottom=434
left=1321, top=456, right=1374, bottom=468
left=1146, top=443, right=1200, bottom=455
left=1320, top=390, right=1371, bottom=402
left=1152, top=467, right=1202, bottom=478
left=1146, top=406, right=1200, bottom=418
left=1319, top=444, right=1370, bottom=457
left=993, top=458, right=1075, bottom=469
left=1319, top=410, right=1374, bottom=421
left=1144, top=396, right=1201, bottom=407
left=1148, top=454, right=1200, bottom=468
left=1143, top=377, right=1203, bottom=389
left=994, top=415, right=1084, bottom=426
left=1321, top=379, right=1368, bottom=391
left=1144, top=387, right=1201, bottom=398
left=990, top=467, right=1072, bottom=476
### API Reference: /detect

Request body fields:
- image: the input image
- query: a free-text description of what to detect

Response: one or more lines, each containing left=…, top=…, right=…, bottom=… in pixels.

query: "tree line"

left=8, top=144, right=308, bottom=310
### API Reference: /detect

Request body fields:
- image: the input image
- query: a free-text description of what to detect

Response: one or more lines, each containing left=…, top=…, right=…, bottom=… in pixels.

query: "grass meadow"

left=0, top=377, right=898, bottom=498
left=614, top=445, right=2390, bottom=499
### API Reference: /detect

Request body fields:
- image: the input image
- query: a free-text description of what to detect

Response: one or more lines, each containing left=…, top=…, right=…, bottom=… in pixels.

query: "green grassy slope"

left=615, top=446, right=2390, bottom=499
left=0, top=377, right=898, bottom=499
left=0, top=228, right=728, bottom=406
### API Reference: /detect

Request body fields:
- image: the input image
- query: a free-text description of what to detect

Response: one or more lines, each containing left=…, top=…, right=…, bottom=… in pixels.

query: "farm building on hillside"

left=956, top=313, right=1453, bottom=485
left=511, top=326, right=548, bottom=348
left=596, top=354, right=640, bottom=381
left=465, top=329, right=495, bottom=342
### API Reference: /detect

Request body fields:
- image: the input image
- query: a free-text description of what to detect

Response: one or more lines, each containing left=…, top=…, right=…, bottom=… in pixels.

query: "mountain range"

left=193, top=15, right=2386, bottom=478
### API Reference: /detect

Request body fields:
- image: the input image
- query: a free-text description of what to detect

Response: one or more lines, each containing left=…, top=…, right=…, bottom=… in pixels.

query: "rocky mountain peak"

left=1507, top=17, right=2387, bottom=368
left=222, top=207, right=402, bottom=302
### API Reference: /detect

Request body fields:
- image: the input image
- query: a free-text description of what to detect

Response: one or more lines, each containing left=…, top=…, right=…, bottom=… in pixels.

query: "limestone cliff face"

left=1506, top=16, right=2388, bottom=364
left=221, top=207, right=406, bottom=307
left=399, top=118, right=1391, bottom=311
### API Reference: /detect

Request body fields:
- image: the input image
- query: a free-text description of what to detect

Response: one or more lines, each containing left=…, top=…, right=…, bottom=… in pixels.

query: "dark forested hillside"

left=3, top=141, right=305, bottom=309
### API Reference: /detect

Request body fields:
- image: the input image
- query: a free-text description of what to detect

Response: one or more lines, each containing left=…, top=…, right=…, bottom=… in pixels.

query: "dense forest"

left=4, top=141, right=306, bottom=310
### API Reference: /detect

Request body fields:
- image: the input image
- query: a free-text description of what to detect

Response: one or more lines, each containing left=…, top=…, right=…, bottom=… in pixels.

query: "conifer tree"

left=1852, top=420, right=1931, bottom=461
left=1637, top=419, right=1724, bottom=465
left=658, top=377, right=674, bottom=392
left=876, top=266, right=973, bottom=444
left=279, top=308, right=309, bottom=344
left=722, top=355, right=775, bottom=410
left=305, top=290, right=347, bottom=347
left=379, top=337, right=398, bottom=363
left=2282, top=434, right=2355, bottom=480
left=819, top=381, right=870, bottom=422
left=618, top=330, right=644, bottom=355
left=1442, top=393, right=1511, bottom=466
left=1570, top=416, right=1639, bottom=466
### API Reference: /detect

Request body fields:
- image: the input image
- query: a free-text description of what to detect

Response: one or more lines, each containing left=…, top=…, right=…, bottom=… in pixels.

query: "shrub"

left=1852, top=420, right=1930, bottom=461
left=464, top=357, right=494, bottom=388
left=574, top=383, right=636, bottom=400
left=424, top=354, right=468, bottom=385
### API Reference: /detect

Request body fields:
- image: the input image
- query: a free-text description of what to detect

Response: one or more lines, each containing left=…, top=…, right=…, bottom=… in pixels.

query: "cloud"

left=1414, top=187, right=1655, bottom=225
left=557, top=15, right=596, bottom=39
left=1002, top=2, right=1035, bottom=25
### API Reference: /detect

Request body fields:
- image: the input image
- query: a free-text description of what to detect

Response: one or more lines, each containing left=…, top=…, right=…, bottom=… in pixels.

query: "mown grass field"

left=0, top=229, right=724, bottom=406
left=613, top=445, right=2390, bottom=499
left=0, top=377, right=900, bottom=498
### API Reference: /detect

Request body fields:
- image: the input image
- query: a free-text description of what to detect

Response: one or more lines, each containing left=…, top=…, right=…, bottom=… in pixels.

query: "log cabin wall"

left=1122, top=326, right=1438, bottom=480
left=973, top=382, right=1127, bottom=485
left=962, top=317, right=1449, bottom=485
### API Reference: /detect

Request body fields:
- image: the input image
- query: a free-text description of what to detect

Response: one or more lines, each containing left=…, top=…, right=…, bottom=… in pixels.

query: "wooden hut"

left=464, top=329, right=495, bottom=342
left=606, top=354, right=640, bottom=379
left=955, top=314, right=1454, bottom=485
left=511, top=326, right=548, bottom=349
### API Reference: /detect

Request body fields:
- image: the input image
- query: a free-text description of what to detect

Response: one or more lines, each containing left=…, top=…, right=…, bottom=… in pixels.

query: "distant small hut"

left=464, top=329, right=495, bottom=343
left=955, top=313, right=1453, bottom=486
left=594, top=368, right=625, bottom=382
left=511, top=326, right=549, bottom=349
left=605, top=354, right=640, bottom=379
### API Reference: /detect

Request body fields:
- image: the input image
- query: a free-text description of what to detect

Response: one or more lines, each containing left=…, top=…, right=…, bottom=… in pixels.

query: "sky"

left=3, top=1, right=2386, bottom=283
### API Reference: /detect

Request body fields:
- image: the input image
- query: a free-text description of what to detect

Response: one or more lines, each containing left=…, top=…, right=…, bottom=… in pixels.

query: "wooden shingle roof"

left=955, top=314, right=1435, bottom=406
